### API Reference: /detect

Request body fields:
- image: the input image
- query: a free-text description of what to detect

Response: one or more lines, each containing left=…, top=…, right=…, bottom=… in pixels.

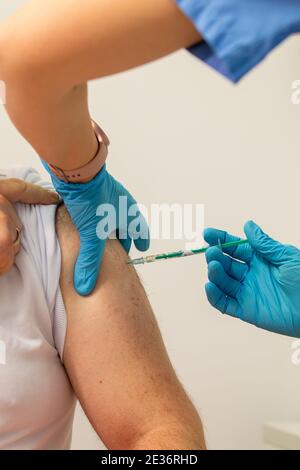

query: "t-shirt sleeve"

left=175, top=0, right=300, bottom=83
left=1, top=166, right=67, bottom=360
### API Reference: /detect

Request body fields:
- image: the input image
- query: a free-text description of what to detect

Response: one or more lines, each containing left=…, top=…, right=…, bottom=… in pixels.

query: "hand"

left=44, top=164, right=150, bottom=296
left=204, top=221, right=300, bottom=338
left=0, top=193, right=22, bottom=274
left=0, top=178, right=59, bottom=274
left=0, top=177, right=59, bottom=205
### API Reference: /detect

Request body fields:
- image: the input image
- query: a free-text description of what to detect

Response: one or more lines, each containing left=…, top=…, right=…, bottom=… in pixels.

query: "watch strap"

left=48, top=120, right=109, bottom=183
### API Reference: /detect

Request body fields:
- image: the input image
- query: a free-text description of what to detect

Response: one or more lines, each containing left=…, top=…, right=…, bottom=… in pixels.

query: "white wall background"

left=1, top=1, right=300, bottom=451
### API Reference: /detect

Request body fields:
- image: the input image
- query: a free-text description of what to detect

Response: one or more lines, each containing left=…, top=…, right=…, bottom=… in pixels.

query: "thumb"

left=74, top=237, right=107, bottom=296
left=0, top=179, right=59, bottom=205
left=244, top=220, right=287, bottom=265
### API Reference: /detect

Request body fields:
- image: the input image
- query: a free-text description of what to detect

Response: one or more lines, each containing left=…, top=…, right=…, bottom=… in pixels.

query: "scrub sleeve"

left=175, top=0, right=300, bottom=82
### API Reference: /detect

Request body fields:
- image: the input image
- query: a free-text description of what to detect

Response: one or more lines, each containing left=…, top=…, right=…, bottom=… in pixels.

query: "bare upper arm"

left=56, top=205, right=204, bottom=450
left=2, top=0, right=201, bottom=88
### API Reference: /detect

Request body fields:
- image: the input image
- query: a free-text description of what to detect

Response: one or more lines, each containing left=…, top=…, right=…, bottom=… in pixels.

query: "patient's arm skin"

left=0, top=0, right=200, bottom=171
left=56, top=206, right=205, bottom=450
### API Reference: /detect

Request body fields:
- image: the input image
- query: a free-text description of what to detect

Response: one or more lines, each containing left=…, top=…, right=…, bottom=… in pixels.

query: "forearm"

left=3, top=80, right=97, bottom=171
left=0, top=0, right=200, bottom=169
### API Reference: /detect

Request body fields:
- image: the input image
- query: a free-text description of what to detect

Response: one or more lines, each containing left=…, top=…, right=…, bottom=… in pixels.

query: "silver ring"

left=13, top=227, right=21, bottom=247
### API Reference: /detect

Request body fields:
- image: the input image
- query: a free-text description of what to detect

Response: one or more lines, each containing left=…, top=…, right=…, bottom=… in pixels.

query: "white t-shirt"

left=0, top=166, right=76, bottom=450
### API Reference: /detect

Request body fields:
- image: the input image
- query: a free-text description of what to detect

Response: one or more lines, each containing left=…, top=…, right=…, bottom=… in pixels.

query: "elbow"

left=0, top=28, right=59, bottom=138
left=0, top=28, right=58, bottom=109
left=105, top=416, right=206, bottom=451
left=126, top=422, right=207, bottom=451
left=0, top=30, right=36, bottom=85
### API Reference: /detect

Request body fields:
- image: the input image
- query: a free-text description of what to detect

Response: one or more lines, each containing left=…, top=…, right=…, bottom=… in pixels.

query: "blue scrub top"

left=176, top=0, right=300, bottom=82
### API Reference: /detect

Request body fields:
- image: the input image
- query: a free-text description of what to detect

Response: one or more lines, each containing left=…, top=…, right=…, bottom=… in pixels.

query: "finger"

left=0, top=213, right=15, bottom=274
left=0, top=196, right=22, bottom=259
left=0, top=194, right=23, bottom=233
left=208, top=260, right=241, bottom=298
left=133, top=215, right=150, bottom=252
left=119, top=237, right=132, bottom=254
left=117, top=229, right=132, bottom=254
left=205, top=246, right=248, bottom=282
left=134, top=236, right=150, bottom=252
left=74, top=237, right=107, bottom=296
left=12, top=227, right=22, bottom=256
left=204, top=227, right=252, bottom=263
left=0, top=179, right=59, bottom=205
left=205, top=282, right=242, bottom=318
left=244, top=220, right=290, bottom=265
left=124, top=192, right=150, bottom=253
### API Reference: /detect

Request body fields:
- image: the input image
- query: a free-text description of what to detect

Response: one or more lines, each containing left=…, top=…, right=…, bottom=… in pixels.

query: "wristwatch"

left=48, top=120, right=110, bottom=183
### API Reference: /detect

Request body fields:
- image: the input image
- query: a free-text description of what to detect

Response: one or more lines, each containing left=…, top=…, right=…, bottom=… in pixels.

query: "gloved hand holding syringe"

left=131, top=221, right=300, bottom=339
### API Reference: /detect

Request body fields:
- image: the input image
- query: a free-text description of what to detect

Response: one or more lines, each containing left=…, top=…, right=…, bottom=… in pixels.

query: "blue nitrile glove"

left=204, top=221, right=300, bottom=338
left=43, top=163, right=150, bottom=296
